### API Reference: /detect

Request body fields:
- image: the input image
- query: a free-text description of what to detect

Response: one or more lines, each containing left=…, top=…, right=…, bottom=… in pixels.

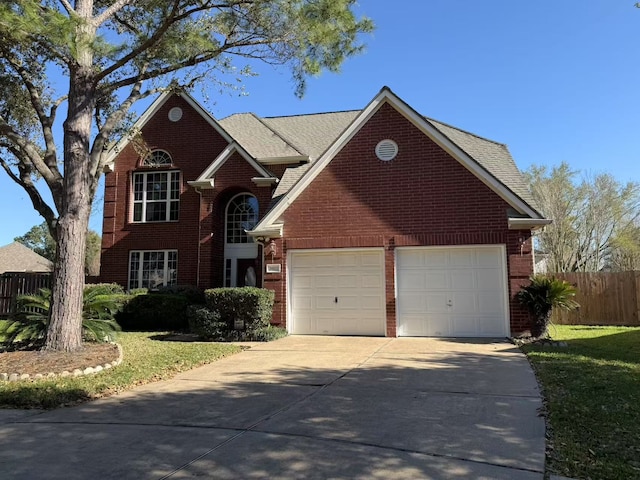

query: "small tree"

left=517, top=276, right=579, bottom=338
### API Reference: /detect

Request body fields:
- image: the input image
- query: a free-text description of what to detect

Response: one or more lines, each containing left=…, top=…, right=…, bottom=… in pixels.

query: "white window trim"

left=132, top=170, right=180, bottom=223
left=128, top=249, right=178, bottom=290
left=223, top=193, right=259, bottom=287
left=143, top=149, right=173, bottom=167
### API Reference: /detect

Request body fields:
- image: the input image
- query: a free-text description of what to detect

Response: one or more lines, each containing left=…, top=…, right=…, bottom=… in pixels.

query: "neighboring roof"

left=0, top=242, right=53, bottom=274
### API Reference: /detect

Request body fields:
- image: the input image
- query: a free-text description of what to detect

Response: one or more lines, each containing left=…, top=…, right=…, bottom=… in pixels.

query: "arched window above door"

left=226, top=193, right=259, bottom=244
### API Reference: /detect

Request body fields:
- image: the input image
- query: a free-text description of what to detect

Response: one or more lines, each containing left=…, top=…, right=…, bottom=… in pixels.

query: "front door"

left=237, top=258, right=259, bottom=287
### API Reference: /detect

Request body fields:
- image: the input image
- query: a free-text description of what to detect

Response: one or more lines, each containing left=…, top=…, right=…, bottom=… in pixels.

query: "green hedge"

left=204, top=287, right=275, bottom=332
left=84, top=283, right=125, bottom=296
left=116, top=294, right=189, bottom=331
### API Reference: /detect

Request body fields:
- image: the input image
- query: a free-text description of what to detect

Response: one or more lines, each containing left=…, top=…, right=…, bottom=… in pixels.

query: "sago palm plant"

left=0, top=288, right=121, bottom=349
left=517, top=275, right=579, bottom=338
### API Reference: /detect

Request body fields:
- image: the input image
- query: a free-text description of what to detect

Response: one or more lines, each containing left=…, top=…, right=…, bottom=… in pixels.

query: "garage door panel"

left=451, top=315, right=479, bottom=336
left=361, top=274, right=383, bottom=289
left=450, top=271, right=475, bottom=290
left=397, top=246, right=508, bottom=337
left=425, top=271, right=449, bottom=289
left=449, top=249, right=475, bottom=267
left=424, top=251, right=447, bottom=267
left=450, top=294, right=477, bottom=315
left=289, top=249, right=385, bottom=336
left=476, top=269, right=503, bottom=287
left=478, top=316, right=508, bottom=335
left=361, top=252, right=384, bottom=267
left=425, top=293, right=449, bottom=313
left=427, top=314, right=451, bottom=336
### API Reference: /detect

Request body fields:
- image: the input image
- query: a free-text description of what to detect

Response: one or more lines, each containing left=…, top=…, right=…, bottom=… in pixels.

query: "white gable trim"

left=252, top=87, right=543, bottom=236
left=193, top=143, right=274, bottom=184
left=104, top=90, right=234, bottom=168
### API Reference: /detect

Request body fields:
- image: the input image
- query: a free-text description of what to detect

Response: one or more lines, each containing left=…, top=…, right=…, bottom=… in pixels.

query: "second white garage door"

left=396, top=246, right=509, bottom=337
left=288, top=249, right=386, bottom=335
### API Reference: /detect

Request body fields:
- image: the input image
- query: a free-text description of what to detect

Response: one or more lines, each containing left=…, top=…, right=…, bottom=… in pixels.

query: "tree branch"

left=92, top=0, right=135, bottom=27
left=0, top=153, right=57, bottom=234
left=58, top=0, right=74, bottom=15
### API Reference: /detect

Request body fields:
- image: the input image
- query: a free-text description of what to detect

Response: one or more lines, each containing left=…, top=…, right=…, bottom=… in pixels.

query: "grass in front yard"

left=522, top=325, right=640, bottom=480
left=0, top=332, right=240, bottom=409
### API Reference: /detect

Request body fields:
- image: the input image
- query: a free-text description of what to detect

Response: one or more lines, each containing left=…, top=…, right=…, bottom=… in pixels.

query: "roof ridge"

left=262, top=109, right=362, bottom=120
left=425, top=116, right=507, bottom=148
left=250, top=113, right=306, bottom=157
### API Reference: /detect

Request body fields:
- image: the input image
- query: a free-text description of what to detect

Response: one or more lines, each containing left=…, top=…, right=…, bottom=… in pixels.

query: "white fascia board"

left=178, top=93, right=233, bottom=144
left=247, top=223, right=284, bottom=239
left=103, top=90, right=234, bottom=167
left=258, top=155, right=310, bottom=165
left=194, top=143, right=274, bottom=183
left=508, top=218, right=553, bottom=230
left=390, top=95, right=542, bottom=219
left=103, top=91, right=174, bottom=165
left=187, top=179, right=215, bottom=189
left=251, top=177, right=279, bottom=186
left=252, top=89, right=389, bottom=232
left=254, top=86, right=542, bottom=233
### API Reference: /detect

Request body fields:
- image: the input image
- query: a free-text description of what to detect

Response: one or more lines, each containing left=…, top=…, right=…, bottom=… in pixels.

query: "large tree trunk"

left=45, top=11, right=96, bottom=351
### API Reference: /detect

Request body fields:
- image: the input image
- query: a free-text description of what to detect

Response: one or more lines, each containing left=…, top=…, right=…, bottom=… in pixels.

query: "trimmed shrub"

left=250, top=326, right=288, bottom=342
left=128, top=288, right=149, bottom=296
left=116, top=294, right=189, bottom=331
left=187, top=305, right=225, bottom=340
left=155, top=284, right=205, bottom=304
left=84, top=283, right=125, bottom=296
left=204, top=287, right=275, bottom=333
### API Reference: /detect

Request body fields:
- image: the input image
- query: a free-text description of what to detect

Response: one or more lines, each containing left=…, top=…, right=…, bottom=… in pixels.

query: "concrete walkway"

left=0, top=336, right=545, bottom=479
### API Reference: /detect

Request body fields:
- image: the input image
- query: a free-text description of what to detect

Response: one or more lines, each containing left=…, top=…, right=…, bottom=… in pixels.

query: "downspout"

left=255, top=239, right=265, bottom=288
left=195, top=187, right=203, bottom=288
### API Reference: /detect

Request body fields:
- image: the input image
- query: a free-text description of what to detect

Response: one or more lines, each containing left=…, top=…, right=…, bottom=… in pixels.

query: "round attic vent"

left=168, top=107, right=183, bottom=122
left=375, top=139, right=398, bottom=161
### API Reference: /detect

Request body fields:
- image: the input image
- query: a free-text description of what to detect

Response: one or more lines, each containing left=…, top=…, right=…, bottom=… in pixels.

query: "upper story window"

left=132, top=149, right=179, bottom=223
left=133, top=170, right=180, bottom=222
left=143, top=150, right=173, bottom=167
left=226, top=193, right=259, bottom=244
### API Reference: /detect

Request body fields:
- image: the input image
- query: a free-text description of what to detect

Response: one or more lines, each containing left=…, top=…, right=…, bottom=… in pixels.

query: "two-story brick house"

left=100, top=86, right=550, bottom=337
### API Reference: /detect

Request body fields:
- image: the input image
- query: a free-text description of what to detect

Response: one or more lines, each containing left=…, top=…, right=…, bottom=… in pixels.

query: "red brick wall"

left=100, top=95, right=273, bottom=289
left=266, top=102, right=533, bottom=335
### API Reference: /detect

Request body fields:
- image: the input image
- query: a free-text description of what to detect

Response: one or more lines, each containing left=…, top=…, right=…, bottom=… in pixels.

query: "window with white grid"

left=128, top=250, right=178, bottom=290
left=225, top=194, right=259, bottom=244
left=132, top=170, right=180, bottom=222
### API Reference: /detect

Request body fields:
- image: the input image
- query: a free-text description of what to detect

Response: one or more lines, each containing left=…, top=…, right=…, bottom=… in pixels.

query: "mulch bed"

left=0, top=343, right=120, bottom=376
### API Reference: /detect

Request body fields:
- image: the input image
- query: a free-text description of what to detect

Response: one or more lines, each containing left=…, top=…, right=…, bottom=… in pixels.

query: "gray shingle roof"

left=0, top=242, right=53, bottom=274
left=425, top=118, right=539, bottom=211
left=220, top=105, right=538, bottom=215
left=218, top=113, right=303, bottom=159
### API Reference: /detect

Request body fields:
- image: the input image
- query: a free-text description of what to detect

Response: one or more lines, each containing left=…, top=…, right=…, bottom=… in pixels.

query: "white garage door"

left=397, top=246, right=509, bottom=337
left=288, top=249, right=386, bottom=335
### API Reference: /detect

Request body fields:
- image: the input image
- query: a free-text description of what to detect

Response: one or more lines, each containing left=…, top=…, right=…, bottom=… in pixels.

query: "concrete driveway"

left=0, top=336, right=545, bottom=479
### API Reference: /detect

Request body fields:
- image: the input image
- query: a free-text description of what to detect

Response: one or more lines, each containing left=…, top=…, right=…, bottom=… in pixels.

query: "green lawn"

left=522, top=325, right=640, bottom=480
left=0, top=331, right=241, bottom=409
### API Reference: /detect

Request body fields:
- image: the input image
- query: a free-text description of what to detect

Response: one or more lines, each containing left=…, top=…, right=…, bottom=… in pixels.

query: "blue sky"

left=0, top=1, right=638, bottom=246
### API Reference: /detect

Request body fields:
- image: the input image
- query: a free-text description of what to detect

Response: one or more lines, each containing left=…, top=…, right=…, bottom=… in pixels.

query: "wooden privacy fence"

left=0, top=272, right=52, bottom=317
left=551, top=271, right=640, bottom=326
